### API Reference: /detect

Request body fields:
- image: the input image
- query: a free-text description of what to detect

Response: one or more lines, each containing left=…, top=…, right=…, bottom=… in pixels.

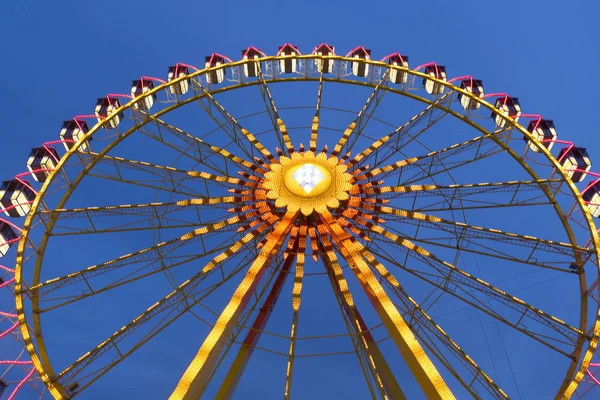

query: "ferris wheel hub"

left=262, top=151, right=353, bottom=216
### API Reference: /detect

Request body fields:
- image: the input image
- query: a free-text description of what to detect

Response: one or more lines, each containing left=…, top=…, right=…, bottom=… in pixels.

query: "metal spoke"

left=380, top=221, right=576, bottom=273
left=55, top=229, right=267, bottom=396
left=190, top=79, right=276, bottom=165
left=365, top=204, right=590, bottom=269
left=359, top=131, right=509, bottom=185
left=169, top=210, right=297, bottom=400
left=356, top=246, right=508, bottom=400
left=365, top=226, right=587, bottom=357
left=36, top=197, right=236, bottom=222
left=350, top=91, right=453, bottom=169
left=216, top=229, right=298, bottom=400
left=376, top=179, right=563, bottom=211
left=309, top=71, right=324, bottom=152
left=209, top=250, right=289, bottom=399
left=319, top=231, right=405, bottom=400
left=333, top=70, right=390, bottom=157
left=26, top=215, right=246, bottom=298
left=36, top=198, right=236, bottom=237
left=79, top=153, right=244, bottom=199
left=256, top=67, right=289, bottom=153
left=320, top=210, right=455, bottom=399
left=282, top=226, right=303, bottom=399
left=38, top=234, right=242, bottom=313
left=133, top=111, right=255, bottom=176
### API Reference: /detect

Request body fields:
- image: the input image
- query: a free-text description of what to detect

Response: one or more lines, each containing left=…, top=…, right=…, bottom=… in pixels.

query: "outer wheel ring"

left=14, top=55, right=600, bottom=399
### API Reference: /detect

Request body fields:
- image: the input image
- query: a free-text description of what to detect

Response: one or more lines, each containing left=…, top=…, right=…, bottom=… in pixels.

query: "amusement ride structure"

left=1, top=44, right=600, bottom=399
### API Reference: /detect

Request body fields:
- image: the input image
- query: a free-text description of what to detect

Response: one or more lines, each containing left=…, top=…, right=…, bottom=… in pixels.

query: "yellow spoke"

left=333, top=70, right=390, bottom=156
left=215, top=229, right=299, bottom=400
left=284, top=226, right=305, bottom=399
left=140, top=111, right=256, bottom=174
left=28, top=215, right=245, bottom=295
left=192, top=82, right=276, bottom=163
left=56, top=227, right=267, bottom=394
left=309, top=72, right=324, bottom=152
left=320, top=230, right=404, bottom=400
left=320, top=210, right=455, bottom=400
left=365, top=224, right=585, bottom=352
left=359, top=246, right=508, bottom=399
left=356, top=133, right=496, bottom=182
left=371, top=204, right=588, bottom=258
left=349, top=91, right=452, bottom=169
left=256, top=66, right=289, bottom=154
left=38, top=196, right=237, bottom=220
left=169, top=210, right=297, bottom=400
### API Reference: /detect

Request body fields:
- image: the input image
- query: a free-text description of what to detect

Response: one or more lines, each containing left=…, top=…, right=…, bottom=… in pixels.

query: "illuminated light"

left=290, top=163, right=326, bottom=195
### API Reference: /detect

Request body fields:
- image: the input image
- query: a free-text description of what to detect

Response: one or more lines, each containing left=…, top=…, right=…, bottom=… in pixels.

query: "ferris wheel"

left=2, top=43, right=600, bottom=399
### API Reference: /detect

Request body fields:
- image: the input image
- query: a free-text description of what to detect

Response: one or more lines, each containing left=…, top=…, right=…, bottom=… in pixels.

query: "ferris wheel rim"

left=11, top=54, right=600, bottom=399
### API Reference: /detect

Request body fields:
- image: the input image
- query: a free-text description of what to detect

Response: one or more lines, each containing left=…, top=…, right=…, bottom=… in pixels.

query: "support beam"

left=319, top=233, right=406, bottom=400
left=320, top=210, right=455, bottom=400
left=215, top=239, right=297, bottom=399
left=169, top=211, right=297, bottom=400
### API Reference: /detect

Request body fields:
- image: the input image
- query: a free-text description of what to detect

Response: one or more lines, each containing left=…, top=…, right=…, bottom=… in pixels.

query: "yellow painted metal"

left=284, top=247, right=304, bottom=399
left=310, top=116, right=319, bottom=153
left=38, top=196, right=238, bottom=217
left=278, top=118, right=295, bottom=154
left=319, top=233, right=406, bottom=400
left=375, top=205, right=586, bottom=253
left=215, top=242, right=297, bottom=400
left=141, top=113, right=257, bottom=171
left=359, top=247, right=509, bottom=399
left=56, top=228, right=265, bottom=395
left=368, top=218, right=584, bottom=337
left=349, top=99, right=441, bottom=167
left=309, top=72, right=324, bottom=153
left=198, top=89, right=275, bottom=163
left=321, top=210, right=455, bottom=400
left=13, top=54, right=599, bottom=399
left=169, top=210, right=297, bottom=400
left=30, top=215, right=243, bottom=293
left=331, top=122, right=356, bottom=157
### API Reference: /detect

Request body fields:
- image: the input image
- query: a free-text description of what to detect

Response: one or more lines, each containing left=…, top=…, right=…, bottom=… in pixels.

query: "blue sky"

left=1, top=1, right=600, bottom=399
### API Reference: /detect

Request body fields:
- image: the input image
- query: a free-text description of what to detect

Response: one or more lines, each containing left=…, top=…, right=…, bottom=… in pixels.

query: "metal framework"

left=0, top=47, right=598, bottom=399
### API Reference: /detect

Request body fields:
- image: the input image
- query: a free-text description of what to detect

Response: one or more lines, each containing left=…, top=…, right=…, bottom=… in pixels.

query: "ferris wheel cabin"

left=205, top=54, right=227, bottom=84
left=60, top=119, right=91, bottom=152
left=458, top=79, right=484, bottom=110
left=242, top=47, right=264, bottom=78
left=525, top=119, right=558, bottom=152
left=131, top=79, right=156, bottom=110
left=583, top=180, right=600, bottom=218
left=349, top=47, right=371, bottom=78
left=386, top=53, right=409, bottom=84
left=167, top=65, right=190, bottom=95
left=277, top=44, right=300, bottom=74
left=0, top=180, right=35, bottom=218
left=558, top=146, right=591, bottom=182
left=314, top=44, right=335, bottom=74
left=0, top=221, right=17, bottom=257
left=492, top=96, right=521, bottom=129
left=422, top=65, right=447, bottom=95
left=95, top=97, right=124, bottom=129
left=27, top=147, right=59, bottom=182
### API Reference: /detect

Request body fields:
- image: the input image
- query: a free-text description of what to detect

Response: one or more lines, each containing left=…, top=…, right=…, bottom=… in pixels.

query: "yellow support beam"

left=320, top=210, right=455, bottom=400
left=319, top=233, right=405, bottom=400
left=169, top=211, right=297, bottom=400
